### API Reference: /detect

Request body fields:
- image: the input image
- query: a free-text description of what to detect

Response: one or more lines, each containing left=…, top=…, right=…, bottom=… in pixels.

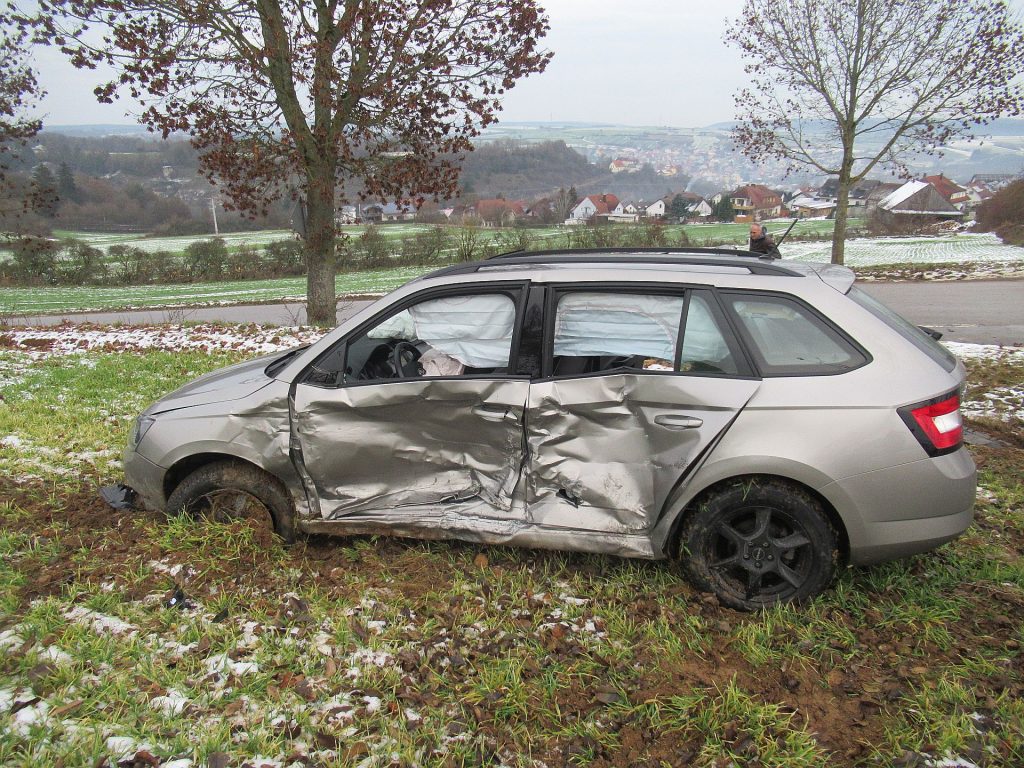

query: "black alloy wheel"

left=680, top=478, right=837, bottom=610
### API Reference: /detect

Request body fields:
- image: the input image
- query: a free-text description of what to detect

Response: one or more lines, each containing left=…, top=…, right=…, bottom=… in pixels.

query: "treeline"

left=458, top=140, right=593, bottom=198
left=974, top=178, right=1024, bottom=245
left=3, top=132, right=200, bottom=178
left=1, top=237, right=307, bottom=286
left=0, top=161, right=292, bottom=237
left=1, top=221, right=699, bottom=287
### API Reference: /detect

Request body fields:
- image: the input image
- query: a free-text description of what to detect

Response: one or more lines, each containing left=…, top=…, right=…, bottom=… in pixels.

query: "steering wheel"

left=391, top=341, right=423, bottom=378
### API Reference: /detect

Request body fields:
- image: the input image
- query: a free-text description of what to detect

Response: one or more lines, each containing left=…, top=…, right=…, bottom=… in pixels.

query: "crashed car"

left=123, top=248, right=975, bottom=609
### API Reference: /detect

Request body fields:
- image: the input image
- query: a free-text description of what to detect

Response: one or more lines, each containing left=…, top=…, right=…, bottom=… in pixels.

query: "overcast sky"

left=26, top=0, right=1023, bottom=129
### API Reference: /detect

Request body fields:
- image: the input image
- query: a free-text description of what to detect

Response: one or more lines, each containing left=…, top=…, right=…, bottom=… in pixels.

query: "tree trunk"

left=831, top=156, right=854, bottom=266
left=304, top=169, right=337, bottom=327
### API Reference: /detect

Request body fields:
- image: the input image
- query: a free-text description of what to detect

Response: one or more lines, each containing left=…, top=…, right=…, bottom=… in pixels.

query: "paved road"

left=860, top=279, right=1023, bottom=345
left=9, top=279, right=1024, bottom=345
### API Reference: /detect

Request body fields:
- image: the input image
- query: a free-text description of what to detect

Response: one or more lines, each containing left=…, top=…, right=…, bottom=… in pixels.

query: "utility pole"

left=210, top=196, right=219, bottom=235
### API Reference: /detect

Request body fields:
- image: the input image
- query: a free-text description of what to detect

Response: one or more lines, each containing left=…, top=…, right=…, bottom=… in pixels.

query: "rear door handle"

left=472, top=405, right=518, bottom=423
left=654, top=414, right=704, bottom=430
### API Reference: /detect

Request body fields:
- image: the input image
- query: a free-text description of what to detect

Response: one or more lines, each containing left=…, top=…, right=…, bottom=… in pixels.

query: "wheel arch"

left=660, top=471, right=850, bottom=565
left=163, top=451, right=283, bottom=502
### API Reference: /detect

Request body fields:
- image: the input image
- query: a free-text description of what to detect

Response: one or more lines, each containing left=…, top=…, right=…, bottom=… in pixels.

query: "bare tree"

left=22, top=0, right=550, bottom=323
left=0, top=32, right=41, bottom=160
left=0, top=26, right=43, bottom=229
left=725, top=0, right=1024, bottom=264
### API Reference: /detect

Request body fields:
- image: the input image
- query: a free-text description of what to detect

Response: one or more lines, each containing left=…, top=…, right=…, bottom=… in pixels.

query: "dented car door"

left=293, top=378, right=529, bottom=518
left=292, top=287, right=530, bottom=521
left=526, top=288, right=760, bottom=534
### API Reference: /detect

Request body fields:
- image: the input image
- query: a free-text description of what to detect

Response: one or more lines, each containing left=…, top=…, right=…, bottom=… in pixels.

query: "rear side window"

left=724, top=293, right=867, bottom=376
left=549, top=290, right=749, bottom=377
left=553, top=292, right=685, bottom=373
left=847, top=286, right=957, bottom=372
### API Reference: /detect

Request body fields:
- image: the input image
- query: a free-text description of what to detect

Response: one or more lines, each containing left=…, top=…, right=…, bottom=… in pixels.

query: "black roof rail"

left=486, top=246, right=775, bottom=261
left=423, top=249, right=802, bottom=280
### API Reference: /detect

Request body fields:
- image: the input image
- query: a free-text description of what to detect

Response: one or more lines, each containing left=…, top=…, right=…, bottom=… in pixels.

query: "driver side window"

left=339, top=292, right=519, bottom=384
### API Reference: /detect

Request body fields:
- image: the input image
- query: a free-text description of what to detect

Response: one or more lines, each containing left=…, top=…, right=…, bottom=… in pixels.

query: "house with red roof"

left=569, top=193, right=621, bottom=222
left=609, top=158, right=640, bottom=174
left=922, top=174, right=969, bottom=210
left=471, top=198, right=527, bottom=226
left=730, top=184, right=783, bottom=221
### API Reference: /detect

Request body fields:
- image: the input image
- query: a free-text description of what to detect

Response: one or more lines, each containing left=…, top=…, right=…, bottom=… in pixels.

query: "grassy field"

left=39, top=224, right=571, bottom=261
left=0, top=334, right=1022, bottom=766
left=25, top=219, right=844, bottom=263
left=0, top=268, right=432, bottom=316
left=5, top=228, right=1024, bottom=317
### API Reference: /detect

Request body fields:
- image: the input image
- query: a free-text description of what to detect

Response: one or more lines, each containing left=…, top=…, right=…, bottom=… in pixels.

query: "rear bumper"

left=843, top=505, right=973, bottom=565
left=821, top=446, right=976, bottom=565
left=123, top=448, right=167, bottom=512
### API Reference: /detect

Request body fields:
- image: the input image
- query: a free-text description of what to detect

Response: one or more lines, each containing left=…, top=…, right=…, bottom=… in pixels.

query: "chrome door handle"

left=654, top=414, right=704, bottom=430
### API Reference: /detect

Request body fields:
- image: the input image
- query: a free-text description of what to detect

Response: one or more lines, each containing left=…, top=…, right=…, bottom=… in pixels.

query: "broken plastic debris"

left=163, top=586, right=189, bottom=610
left=100, top=484, right=137, bottom=510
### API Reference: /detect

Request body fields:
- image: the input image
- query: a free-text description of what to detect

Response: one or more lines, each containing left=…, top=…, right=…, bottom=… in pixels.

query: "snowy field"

left=782, top=232, right=1024, bottom=266
left=0, top=326, right=1021, bottom=767
left=49, top=226, right=436, bottom=254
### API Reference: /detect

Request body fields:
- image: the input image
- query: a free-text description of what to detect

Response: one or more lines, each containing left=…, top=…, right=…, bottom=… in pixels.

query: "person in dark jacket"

left=748, top=222, right=781, bottom=258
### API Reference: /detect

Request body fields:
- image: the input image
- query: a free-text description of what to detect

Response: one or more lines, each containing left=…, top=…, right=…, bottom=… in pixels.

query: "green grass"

left=0, top=344, right=1022, bottom=766
left=7, top=219, right=1024, bottom=318
left=0, top=267, right=430, bottom=315
left=35, top=217, right=1024, bottom=320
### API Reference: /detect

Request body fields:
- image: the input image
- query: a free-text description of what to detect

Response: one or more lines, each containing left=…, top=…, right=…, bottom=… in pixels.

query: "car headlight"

left=132, top=415, right=156, bottom=447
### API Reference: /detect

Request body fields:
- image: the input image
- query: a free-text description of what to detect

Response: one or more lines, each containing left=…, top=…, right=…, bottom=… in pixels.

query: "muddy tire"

left=679, top=478, right=837, bottom=611
left=165, top=460, right=297, bottom=543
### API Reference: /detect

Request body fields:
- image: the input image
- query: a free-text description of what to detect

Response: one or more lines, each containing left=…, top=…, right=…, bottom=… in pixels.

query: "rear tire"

left=679, top=478, right=836, bottom=610
left=165, top=460, right=297, bottom=543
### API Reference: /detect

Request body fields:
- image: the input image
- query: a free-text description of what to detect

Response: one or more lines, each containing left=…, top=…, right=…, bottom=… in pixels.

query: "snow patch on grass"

left=785, top=232, right=1024, bottom=267
left=205, top=653, right=260, bottom=677
left=944, top=342, right=1024, bottom=364
left=963, top=386, right=1024, bottom=423
left=2, top=323, right=326, bottom=357
left=64, top=606, right=139, bottom=637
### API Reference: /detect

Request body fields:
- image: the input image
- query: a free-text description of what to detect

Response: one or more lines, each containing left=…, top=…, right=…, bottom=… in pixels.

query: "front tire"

left=165, top=460, right=296, bottom=543
left=679, top=478, right=837, bottom=610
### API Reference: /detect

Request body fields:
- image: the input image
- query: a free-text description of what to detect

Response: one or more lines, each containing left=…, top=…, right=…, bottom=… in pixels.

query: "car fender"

left=651, top=453, right=857, bottom=556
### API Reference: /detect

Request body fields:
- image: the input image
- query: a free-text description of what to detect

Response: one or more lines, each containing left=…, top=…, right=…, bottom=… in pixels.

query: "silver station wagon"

left=122, top=248, right=976, bottom=609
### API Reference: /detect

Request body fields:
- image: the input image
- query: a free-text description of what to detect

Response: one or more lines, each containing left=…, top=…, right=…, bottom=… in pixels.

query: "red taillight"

left=899, top=391, right=963, bottom=456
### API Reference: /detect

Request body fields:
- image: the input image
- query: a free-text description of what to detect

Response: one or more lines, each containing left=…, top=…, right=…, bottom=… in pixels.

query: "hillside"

left=458, top=140, right=690, bottom=201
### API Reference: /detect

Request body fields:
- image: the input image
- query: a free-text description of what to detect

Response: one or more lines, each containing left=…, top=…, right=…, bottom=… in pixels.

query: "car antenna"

left=773, top=218, right=800, bottom=247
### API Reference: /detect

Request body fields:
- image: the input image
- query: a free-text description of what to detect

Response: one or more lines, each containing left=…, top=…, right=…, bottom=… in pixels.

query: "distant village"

left=341, top=171, right=1017, bottom=229
left=12, top=130, right=1020, bottom=237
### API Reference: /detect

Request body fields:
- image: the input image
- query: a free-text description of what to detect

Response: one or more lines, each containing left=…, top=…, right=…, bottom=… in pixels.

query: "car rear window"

left=847, top=287, right=957, bottom=373
left=724, top=293, right=867, bottom=376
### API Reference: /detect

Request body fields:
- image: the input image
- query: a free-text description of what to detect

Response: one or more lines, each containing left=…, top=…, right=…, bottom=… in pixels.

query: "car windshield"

left=265, top=344, right=311, bottom=377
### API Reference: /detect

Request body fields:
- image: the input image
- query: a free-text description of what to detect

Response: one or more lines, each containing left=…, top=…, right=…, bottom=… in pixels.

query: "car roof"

left=422, top=248, right=856, bottom=293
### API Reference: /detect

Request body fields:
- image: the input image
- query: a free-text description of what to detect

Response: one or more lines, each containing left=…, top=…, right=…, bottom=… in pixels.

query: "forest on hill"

left=2, top=133, right=700, bottom=238
left=459, top=139, right=690, bottom=201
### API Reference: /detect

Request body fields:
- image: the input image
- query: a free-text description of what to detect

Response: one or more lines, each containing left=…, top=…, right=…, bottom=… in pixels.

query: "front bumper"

left=123, top=448, right=167, bottom=513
